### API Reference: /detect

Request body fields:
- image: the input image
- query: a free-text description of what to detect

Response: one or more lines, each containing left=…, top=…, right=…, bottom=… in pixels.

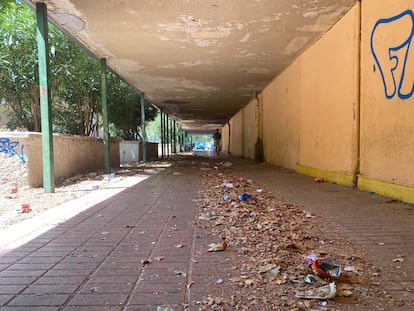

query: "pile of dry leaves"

left=180, top=158, right=397, bottom=311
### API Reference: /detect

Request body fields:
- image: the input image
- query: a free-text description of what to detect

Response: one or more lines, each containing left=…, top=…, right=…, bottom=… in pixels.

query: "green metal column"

left=100, top=58, right=110, bottom=173
left=165, top=114, right=169, bottom=157
left=36, top=3, right=54, bottom=193
left=173, top=120, right=176, bottom=153
left=160, top=110, right=164, bottom=159
left=140, top=93, right=147, bottom=162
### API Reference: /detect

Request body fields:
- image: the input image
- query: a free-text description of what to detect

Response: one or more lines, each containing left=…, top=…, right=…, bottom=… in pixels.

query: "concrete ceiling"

left=24, top=0, right=356, bottom=133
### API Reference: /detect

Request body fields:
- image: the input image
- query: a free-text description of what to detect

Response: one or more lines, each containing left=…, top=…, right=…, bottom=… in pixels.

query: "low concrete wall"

left=120, top=141, right=159, bottom=165
left=0, top=132, right=120, bottom=187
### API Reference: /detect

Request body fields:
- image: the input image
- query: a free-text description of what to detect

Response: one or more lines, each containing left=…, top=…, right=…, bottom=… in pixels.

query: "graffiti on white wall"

left=0, top=138, right=26, bottom=163
left=371, top=10, right=414, bottom=100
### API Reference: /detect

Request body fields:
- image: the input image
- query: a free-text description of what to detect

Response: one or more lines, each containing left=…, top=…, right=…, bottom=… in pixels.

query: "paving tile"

left=78, top=282, right=134, bottom=294
left=63, top=306, right=122, bottom=311
left=125, top=305, right=181, bottom=311
left=1, top=307, right=60, bottom=311
left=0, top=276, right=37, bottom=285
left=33, top=276, right=87, bottom=285
left=0, top=294, right=14, bottom=305
left=22, top=284, right=79, bottom=295
left=128, top=292, right=183, bottom=305
left=67, top=293, right=127, bottom=306
left=6, top=293, right=70, bottom=306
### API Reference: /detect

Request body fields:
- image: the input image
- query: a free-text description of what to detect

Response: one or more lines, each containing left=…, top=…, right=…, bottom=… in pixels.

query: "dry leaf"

left=208, top=241, right=227, bottom=252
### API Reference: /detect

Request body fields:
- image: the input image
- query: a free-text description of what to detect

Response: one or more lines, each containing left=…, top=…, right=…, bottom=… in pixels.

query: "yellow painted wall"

left=261, top=60, right=301, bottom=169
left=360, top=0, right=414, bottom=187
left=298, top=5, right=360, bottom=181
left=224, top=1, right=414, bottom=202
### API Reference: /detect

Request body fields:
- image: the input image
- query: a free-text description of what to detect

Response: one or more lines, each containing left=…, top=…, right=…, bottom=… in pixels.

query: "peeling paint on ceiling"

left=24, top=0, right=356, bottom=133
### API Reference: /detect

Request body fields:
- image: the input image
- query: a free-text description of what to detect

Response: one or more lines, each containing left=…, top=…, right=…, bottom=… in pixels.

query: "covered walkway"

left=0, top=155, right=413, bottom=310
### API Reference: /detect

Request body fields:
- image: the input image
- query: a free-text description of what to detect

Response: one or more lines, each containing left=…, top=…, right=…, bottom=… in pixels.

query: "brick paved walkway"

left=234, top=158, right=414, bottom=310
left=0, top=155, right=413, bottom=310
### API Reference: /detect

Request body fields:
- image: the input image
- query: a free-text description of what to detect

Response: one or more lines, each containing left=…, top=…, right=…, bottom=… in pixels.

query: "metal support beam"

left=100, top=58, right=110, bottom=173
left=173, top=120, right=176, bottom=153
left=140, top=93, right=147, bottom=162
left=160, top=110, right=164, bottom=159
left=166, top=114, right=169, bottom=157
left=36, top=2, right=54, bottom=193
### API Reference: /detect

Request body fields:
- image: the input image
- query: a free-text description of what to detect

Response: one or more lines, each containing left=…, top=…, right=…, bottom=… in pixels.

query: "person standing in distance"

left=213, top=129, right=222, bottom=156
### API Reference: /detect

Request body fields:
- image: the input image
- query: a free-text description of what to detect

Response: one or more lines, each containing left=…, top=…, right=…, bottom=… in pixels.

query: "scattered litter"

left=222, top=182, right=234, bottom=188
left=90, top=286, right=99, bottom=292
left=9, top=183, right=18, bottom=194
left=141, top=258, right=152, bottom=265
left=174, top=270, right=187, bottom=277
left=154, top=256, right=165, bottom=261
left=315, top=177, right=324, bottom=183
left=295, top=282, right=336, bottom=300
left=21, top=203, right=31, bottom=213
left=208, top=240, right=227, bottom=252
left=174, top=244, right=184, bottom=248
left=104, top=173, right=116, bottom=180
left=222, top=162, right=233, bottom=167
left=124, top=224, right=135, bottom=228
left=223, top=193, right=230, bottom=201
left=343, top=266, right=358, bottom=273
left=392, top=257, right=405, bottom=263
left=306, top=256, right=342, bottom=278
left=101, top=231, right=109, bottom=235
left=256, top=188, right=263, bottom=193
left=239, top=193, right=252, bottom=201
left=215, top=278, right=224, bottom=284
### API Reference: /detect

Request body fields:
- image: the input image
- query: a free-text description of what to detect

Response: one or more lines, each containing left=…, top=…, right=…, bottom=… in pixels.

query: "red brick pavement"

left=0, top=156, right=413, bottom=310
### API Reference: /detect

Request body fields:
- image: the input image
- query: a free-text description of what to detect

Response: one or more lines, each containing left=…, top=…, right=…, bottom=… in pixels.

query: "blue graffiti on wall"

left=0, top=138, right=26, bottom=163
left=371, top=10, right=414, bottom=100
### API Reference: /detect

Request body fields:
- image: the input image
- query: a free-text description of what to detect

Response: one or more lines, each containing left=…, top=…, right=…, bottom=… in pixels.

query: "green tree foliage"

left=0, top=0, right=155, bottom=138
left=0, top=0, right=39, bottom=130
left=107, top=74, right=158, bottom=140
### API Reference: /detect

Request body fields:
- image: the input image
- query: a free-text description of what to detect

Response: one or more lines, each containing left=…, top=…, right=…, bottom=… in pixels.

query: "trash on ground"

left=154, top=256, right=165, bottom=261
left=315, top=177, right=324, bottom=183
left=222, top=162, right=233, bottom=167
left=21, top=203, right=31, bottom=213
left=306, top=256, right=342, bottom=278
left=141, top=258, right=152, bottom=265
left=295, top=282, right=336, bottom=300
left=215, top=278, right=224, bottom=284
left=174, top=270, right=187, bottom=277
left=222, top=182, right=234, bottom=188
left=9, top=184, right=18, bottom=194
left=239, top=193, right=252, bottom=201
left=208, top=240, right=227, bottom=252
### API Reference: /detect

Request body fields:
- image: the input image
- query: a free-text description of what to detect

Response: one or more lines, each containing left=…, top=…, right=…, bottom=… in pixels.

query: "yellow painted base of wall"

left=358, top=176, right=414, bottom=204
left=296, top=164, right=354, bottom=187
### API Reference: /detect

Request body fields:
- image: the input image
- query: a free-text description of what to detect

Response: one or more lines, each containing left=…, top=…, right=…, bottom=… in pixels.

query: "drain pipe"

left=254, top=92, right=264, bottom=162
left=352, top=0, right=362, bottom=187
left=227, top=119, right=231, bottom=154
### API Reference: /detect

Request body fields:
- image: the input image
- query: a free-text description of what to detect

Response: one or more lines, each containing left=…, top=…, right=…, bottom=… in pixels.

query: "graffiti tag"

left=371, top=10, right=414, bottom=100
left=0, top=138, right=26, bottom=163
